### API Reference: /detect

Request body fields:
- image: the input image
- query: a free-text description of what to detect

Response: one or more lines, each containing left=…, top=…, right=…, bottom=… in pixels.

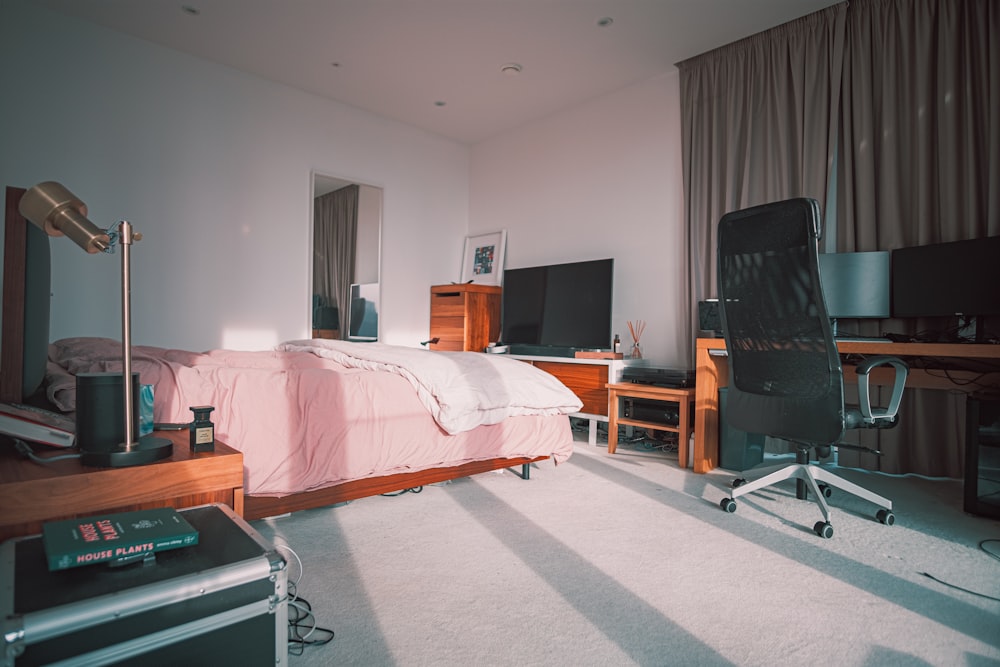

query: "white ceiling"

left=36, top=0, right=841, bottom=144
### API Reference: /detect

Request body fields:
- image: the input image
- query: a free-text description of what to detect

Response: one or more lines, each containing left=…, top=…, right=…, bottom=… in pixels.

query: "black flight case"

left=1, top=503, right=288, bottom=666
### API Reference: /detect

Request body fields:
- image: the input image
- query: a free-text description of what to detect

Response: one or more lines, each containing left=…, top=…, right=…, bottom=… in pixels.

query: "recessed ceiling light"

left=501, top=63, right=523, bottom=75
left=597, top=17, right=613, bottom=27
left=181, top=5, right=200, bottom=16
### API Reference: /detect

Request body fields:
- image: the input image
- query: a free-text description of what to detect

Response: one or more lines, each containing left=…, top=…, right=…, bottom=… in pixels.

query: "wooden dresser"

left=428, top=284, right=501, bottom=352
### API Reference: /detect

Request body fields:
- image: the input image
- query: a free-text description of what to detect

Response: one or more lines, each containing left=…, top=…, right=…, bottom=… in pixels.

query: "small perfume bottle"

left=189, top=405, right=215, bottom=452
left=613, top=334, right=621, bottom=353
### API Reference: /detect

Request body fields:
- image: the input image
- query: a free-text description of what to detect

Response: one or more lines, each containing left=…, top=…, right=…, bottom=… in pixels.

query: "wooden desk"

left=693, top=337, right=1000, bottom=473
left=0, top=431, right=244, bottom=541
left=606, top=383, right=695, bottom=466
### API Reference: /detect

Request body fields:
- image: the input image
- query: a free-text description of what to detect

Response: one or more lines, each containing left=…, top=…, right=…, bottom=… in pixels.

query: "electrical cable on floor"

left=381, top=486, right=423, bottom=496
left=918, top=539, right=1000, bottom=603
left=272, top=543, right=335, bottom=655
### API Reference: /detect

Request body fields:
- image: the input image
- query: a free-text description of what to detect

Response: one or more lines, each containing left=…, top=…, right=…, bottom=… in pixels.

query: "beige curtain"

left=835, top=0, right=1000, bottom=476
left=676, top=4, right=847, bottom=365
left=313, top=185, right=359, bottom=340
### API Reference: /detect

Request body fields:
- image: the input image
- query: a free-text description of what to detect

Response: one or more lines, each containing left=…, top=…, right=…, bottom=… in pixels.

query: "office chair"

left=715, top=198, right=908, bottom=538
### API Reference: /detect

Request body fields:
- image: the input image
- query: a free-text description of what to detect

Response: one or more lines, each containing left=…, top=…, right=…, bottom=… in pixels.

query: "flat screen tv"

left=500, top=258, right=613, bottom=353
left=891, top=236, right=1000, bottom=318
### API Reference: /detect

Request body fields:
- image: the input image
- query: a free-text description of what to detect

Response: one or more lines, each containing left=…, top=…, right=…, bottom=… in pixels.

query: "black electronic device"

left=818, top=251, right=890, bottom=320
left=500, top=258, right=613, bottom=354
left=622, top=365, right=695, bottom=389
left=624, top=398, right=680, bottom=426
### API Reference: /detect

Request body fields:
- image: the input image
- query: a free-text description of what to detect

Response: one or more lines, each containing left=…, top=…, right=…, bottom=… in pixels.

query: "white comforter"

left=277, top=339, right=583, bottom=434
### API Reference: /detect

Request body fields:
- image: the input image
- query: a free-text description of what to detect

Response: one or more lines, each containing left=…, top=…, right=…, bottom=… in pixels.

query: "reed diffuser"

left=627, top=319, right=645, bottom=359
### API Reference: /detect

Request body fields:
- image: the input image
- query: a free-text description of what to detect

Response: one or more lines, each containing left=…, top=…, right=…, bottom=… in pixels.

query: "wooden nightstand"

left=0, top=430, right=244, bottom=542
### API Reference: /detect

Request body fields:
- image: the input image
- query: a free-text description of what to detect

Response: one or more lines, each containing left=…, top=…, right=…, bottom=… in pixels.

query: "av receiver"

left=623, top=398, right=681, bottom=427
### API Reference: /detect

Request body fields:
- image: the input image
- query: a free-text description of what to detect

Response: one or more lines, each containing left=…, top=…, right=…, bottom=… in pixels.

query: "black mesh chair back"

left=715, top=197, right=908, bottom=538
left=718, top=197, right=844, bottom=445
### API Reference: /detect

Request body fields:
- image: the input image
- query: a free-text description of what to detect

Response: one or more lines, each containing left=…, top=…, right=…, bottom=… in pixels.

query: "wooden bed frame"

left=2, top=184, right=548, bottom=521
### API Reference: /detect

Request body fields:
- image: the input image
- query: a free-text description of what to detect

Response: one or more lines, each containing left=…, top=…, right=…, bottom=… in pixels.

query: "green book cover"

left=42, top=507, right=199, bottom=571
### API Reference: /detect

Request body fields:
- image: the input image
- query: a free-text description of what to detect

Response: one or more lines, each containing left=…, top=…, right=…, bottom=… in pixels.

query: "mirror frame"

left=311, top=171, right=383, bottom=341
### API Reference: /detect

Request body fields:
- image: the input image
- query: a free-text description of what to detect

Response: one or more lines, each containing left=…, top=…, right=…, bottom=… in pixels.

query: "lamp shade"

left=18, top=181, right=109, bottom=253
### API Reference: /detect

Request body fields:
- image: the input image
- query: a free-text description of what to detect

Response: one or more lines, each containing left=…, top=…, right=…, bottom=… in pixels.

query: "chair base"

left=722, top=461, right=894, bottom=536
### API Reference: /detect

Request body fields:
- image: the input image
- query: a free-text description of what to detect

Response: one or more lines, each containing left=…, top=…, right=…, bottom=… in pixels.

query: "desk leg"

left=677, top=394, right=690, bottom=469
left=607, top=390, right=619, bottom=454
left=589, top=420, right=598, bottom=446
left=694, top=347, right=726, bottom=473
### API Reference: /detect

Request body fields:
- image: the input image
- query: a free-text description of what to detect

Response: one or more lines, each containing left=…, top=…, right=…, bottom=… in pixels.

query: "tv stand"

left=508, top=353, right=634, bottom=445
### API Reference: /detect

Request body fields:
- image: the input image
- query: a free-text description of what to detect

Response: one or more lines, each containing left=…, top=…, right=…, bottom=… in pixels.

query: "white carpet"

left=253, top=433, right=1000, bottom=666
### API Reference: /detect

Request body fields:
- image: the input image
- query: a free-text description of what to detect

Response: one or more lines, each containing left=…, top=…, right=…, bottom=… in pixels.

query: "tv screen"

left=892, top=236, right=1000, bottom=318
left=501, top=258, right=613, bottom=350
left=818, top=251, right=890, bottom=319
left=348, top=283, right=379, bottom=341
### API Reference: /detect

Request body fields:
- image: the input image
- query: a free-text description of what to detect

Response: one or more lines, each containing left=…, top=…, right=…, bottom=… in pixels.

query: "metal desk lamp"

left=19, top=181, right=172, bottom=467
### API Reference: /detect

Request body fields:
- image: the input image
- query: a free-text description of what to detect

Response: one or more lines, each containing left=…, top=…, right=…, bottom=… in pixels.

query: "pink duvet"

left=47, top=338, right=575, bottom=496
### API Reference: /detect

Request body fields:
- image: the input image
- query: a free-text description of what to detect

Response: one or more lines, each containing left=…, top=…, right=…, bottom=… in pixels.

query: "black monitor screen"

left=501, top=258, right=613, bottom=349
left=891, top=236, right=1000, bottom=318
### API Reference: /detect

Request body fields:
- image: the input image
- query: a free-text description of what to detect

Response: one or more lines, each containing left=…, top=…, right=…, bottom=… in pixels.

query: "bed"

left=1, top=185, right=581, bottom=520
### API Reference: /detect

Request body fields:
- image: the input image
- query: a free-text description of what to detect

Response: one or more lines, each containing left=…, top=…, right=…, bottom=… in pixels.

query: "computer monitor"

left=348, top=283, right=379, bottom=342
left=891, top=236, right=1000, bottom=318
left=818, top=251, right=891, bottom=320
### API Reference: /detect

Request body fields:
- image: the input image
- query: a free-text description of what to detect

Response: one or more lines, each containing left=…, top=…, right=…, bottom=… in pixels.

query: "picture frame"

left=461, top=230, right=507, bottom=285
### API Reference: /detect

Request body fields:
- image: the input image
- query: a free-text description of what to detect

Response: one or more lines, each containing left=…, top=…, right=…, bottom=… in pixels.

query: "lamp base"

left=80, top=435, right=173, bottom=468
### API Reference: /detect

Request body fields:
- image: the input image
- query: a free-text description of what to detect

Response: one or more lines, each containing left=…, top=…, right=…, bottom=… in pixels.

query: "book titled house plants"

left=42, top=507, right=199, bottom=571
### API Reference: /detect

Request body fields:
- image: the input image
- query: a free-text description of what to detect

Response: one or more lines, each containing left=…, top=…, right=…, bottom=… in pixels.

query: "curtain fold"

left=677, top=4, right=847, bottom=365
left=834, top=0, right=1000, bottom=476
left=678, top=0, right=999, bottom=476
left=313, top=185, right=359, bottom=340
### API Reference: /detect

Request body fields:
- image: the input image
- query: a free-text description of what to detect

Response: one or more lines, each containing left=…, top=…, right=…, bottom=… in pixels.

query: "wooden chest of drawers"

left=429, top=284, right=501, bottom=352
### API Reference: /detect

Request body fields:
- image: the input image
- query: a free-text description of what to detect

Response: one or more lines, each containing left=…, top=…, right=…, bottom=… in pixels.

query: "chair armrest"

left=854, top=356, right=909, bottom=424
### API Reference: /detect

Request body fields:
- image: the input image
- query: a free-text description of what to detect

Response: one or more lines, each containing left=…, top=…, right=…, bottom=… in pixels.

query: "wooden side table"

left=606, top=383, right=696, bottom=467
left=0, top=430, right=244, bottom=542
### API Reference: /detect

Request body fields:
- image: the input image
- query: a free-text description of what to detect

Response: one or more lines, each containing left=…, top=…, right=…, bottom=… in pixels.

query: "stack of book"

left=0, top=402, right=75, bottom=448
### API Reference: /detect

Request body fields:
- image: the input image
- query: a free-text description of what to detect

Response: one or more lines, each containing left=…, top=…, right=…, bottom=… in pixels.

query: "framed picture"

left=461, top=230, right=507, bottom=285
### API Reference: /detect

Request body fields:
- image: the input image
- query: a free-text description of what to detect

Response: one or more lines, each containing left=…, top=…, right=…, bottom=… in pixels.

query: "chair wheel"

left=732, top=478, right=747, bottom=488
left=814, top=521, right=834, bottom=538
left=876, top=509, right=895, bottom=526
left=720, top=498, right=737, bottom=513
left=818, top=483, right=832, bottom=498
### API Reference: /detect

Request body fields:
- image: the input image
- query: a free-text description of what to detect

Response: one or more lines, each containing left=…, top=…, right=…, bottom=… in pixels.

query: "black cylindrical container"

left=75, top=372, right=140, bottom=455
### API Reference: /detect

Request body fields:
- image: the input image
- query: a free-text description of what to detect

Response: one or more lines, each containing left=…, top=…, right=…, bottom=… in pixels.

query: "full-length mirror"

left=312, top=173, right=382, bottom=341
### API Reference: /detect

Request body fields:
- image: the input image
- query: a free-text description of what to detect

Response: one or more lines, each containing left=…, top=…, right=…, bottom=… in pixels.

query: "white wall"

left=470, top=73, right=687, bottom=365
left=1, top=2, right=690, bottom=367
left=0, top=0, right=469, bottom=352
left=354, top=184, right=382, bottom=286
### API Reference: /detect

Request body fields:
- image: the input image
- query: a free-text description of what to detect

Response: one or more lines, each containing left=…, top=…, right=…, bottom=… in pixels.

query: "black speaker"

left=75, top=372, right=140, bottom=456
left=718, top=387, right=765, bottom=471
left=698, top=299, right=722, bottom=337
left=75, top=372, right=174, bottom=468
